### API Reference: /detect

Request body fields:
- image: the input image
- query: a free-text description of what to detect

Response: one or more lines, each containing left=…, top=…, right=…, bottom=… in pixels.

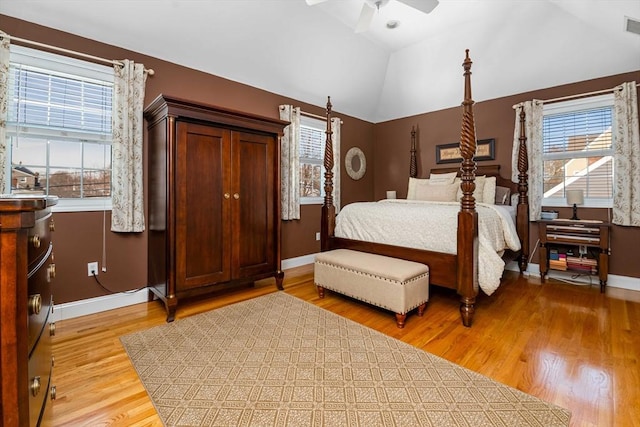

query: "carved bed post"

left=410, top=126, right=418, bottom=178
left=320, top=96, right=336, bottom=252
left=457, top=49, right=479, bottom=327
left=517, top=109, right=530, bottom=272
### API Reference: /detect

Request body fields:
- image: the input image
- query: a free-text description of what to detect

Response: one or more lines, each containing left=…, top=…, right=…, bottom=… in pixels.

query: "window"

left=5, top=45, right=114, bottom=211
left=299, top=115, right=326, bottom=204
left=541, top=94, right=614, bottom=208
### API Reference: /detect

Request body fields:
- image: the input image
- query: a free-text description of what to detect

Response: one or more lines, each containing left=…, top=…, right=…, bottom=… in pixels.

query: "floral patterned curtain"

left=0, top=33, right=9, bottom=194
left=111, top=59, right=147, bottom=232
left=613, top=81, right=640, bottom=227
left=279, top=105, right=301, bottom=220
left=512, top=100, right=543, bottom=220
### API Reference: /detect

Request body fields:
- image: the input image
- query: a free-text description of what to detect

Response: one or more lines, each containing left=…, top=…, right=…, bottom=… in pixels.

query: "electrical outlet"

left=315, top=232, right=320, bottom=241
left=87, top=262, right=98, bottom=277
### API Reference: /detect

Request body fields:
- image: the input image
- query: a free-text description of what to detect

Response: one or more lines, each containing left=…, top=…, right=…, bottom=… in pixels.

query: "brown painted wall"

left=374, top=71, right=640, bottom=279
left=2, top=16, right=374, bottom=303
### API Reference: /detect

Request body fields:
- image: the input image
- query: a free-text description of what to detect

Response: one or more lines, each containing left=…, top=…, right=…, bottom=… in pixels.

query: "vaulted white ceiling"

left=1, top=0, right=639, bottom=123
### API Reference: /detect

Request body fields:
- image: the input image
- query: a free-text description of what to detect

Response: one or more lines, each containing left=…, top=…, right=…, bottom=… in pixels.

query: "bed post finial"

left=321, top=96, right=336, bottom=252
left=410, top=126, right=417, bottom=178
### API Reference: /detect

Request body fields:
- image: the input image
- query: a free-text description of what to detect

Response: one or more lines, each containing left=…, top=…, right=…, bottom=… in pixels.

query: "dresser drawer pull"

left=51, top=385, right=57, bottom=400
left=50, top=322, right=56, bottom=336
left=49, top=219, right=56, bottom=232
left=31, top=376, right=41, bottom=397
left=48, top=263, right=56, bottom=280
left=30, top=235, right=41, bottom=248
left=28, top=294, right=42, bottom=315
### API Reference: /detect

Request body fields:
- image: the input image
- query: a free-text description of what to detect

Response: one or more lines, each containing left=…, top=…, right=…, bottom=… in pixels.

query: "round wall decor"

left=345, top=147, right=366, bottom=180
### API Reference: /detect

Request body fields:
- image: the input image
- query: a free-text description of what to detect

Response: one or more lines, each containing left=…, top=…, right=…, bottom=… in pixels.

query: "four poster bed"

left=319, top=50, right=531, bottom=327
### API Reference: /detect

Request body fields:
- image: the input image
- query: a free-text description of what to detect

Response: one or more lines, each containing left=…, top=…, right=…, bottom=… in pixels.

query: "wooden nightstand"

left=538, top=219, right=611, bottom=292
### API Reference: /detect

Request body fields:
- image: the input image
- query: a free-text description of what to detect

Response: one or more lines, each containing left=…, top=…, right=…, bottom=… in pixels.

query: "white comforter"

left=334, top=199, right=521, bottom=296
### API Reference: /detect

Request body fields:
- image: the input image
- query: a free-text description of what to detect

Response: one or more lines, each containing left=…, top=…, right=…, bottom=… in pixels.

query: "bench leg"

left=317, top=285, right=325, bottom=298
left=417, top=302, right=427, bottom=317
left=395, top=313, right=407, bottom=329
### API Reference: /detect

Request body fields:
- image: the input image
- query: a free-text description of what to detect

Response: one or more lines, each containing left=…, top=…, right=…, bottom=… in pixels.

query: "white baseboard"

left=52, top=256, right=639, bottom=322
left=282, top=253, right=316, bottom=270
left=52, top=288, right=149, bottom=322
left=53, top=255, right=319, bottom=322
left=506, top=262, right=640, bottom=292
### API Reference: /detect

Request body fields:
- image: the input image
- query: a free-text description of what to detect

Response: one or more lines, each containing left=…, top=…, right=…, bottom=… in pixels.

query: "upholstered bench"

left=314, top=249, right=429, bottom=328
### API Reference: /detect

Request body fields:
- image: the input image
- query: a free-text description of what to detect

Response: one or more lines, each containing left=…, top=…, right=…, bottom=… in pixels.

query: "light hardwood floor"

left=46, top=266, right=639, bottom=427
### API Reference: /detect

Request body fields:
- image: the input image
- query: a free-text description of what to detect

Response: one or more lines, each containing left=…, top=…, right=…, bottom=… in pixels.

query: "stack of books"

left=566, top=256, right=598, bottom=274
left=549, top=249, right=567, bottom=271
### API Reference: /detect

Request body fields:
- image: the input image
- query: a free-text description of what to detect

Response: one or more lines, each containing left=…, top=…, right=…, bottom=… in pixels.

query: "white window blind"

left=542, top=94, right=614, bottom=207
left=299, top=116, right=325, bottom=203
left=6, top=45, right=114, bottom=210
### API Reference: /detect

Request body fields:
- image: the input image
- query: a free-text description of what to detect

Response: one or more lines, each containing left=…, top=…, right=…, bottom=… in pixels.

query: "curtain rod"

left=542, top=82, right=639, bottom=105
left=3, top=34, right=155, bottom=75
left=301, top=110, right=327, bottom=121
left=301, top=110, right=343, bottom=124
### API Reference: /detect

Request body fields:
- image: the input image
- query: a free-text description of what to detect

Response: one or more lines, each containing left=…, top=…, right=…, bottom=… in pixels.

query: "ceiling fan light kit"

left=306, top=0, right=439, bottom=33
left=386, top=20, right=400, bottom=29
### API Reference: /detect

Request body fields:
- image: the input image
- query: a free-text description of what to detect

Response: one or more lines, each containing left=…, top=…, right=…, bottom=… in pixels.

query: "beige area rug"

left=120, top=292, right=571, bottom=426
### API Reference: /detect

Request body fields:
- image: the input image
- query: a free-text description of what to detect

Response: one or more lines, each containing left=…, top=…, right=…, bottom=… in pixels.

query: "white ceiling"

left=1, top=0, right=639, bottom=123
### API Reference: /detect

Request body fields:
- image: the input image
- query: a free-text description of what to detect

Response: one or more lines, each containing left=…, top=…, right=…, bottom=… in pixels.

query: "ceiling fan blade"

left=305, top=0, right=328, bottom=5
left=355, top=3, right=375, bottom=33
left=397, top=0, right=439, bottom=14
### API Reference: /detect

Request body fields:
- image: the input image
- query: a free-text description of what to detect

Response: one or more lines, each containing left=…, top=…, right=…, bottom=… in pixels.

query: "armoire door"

left=231, top=131, right=276, bottom=279
left=176, top=121, right=231, bottom=290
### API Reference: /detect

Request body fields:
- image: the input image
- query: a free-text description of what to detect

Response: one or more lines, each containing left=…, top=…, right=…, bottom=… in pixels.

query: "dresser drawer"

left=28, top=322, right=53, bottom=427
left=27, top=245, right=55, bottom=356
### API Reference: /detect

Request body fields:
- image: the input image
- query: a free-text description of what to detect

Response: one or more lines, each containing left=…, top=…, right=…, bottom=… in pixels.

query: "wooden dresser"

left=144, top=95, right=288, bottom=321
left=0, top=196, right=58, bottom=426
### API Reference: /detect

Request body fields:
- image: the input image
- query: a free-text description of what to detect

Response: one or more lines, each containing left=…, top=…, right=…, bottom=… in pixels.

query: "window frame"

left=5, top=45, right=114, bottom=212
left=299, top=115, right=326, bottom=206
left=541, top=94, right=615, bottom=209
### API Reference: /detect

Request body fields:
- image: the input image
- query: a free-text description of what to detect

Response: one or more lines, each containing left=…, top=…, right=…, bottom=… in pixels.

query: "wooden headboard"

left=429, top=164, right=518, bottom=196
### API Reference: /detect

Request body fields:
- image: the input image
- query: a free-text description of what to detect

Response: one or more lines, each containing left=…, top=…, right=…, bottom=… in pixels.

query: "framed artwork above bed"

left=436, top=138, right=495, bottom=164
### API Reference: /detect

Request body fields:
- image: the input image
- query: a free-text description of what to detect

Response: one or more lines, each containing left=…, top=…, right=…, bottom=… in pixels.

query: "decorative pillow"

left=407, top=177, right=428, bottom=200
left=455, top=176, right=486, bottom=203
left=495, top=186, right=511, bottom=205
left=414, top=182, right=458, bottom=202
left=483, top=176, right=496, bottom=204
left=428, top=171, right=457, bottom=185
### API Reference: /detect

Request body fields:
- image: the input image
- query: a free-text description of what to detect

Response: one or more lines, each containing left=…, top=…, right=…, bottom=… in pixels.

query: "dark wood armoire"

left=144, top=95, right=288, bottom=321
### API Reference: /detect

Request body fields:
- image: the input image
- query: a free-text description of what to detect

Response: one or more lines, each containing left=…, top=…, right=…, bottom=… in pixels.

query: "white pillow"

left=455, top=175, right=486, bottom=203
left=407, top=177, right=428, bottom=199
left=483, top=177, right=496, bottom=205
left=428, top=172, right=457, bottom=185
left=414, top=182, right=458, bottom=202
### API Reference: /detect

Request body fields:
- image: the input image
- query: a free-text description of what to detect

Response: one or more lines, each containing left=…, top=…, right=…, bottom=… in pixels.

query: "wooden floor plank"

left=45, top=266, right=640, bottom=427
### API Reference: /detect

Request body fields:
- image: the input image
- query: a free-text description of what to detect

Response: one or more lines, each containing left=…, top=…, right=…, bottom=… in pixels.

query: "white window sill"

left=543, top=199, right=612, bottom=209
left=300, top=197, right=323, bottom=205
left=52, top=198, right=113, bottom=213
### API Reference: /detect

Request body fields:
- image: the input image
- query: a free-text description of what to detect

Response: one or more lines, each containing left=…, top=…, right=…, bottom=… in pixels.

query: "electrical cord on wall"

left=91, top=272, right=146, bottom=294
